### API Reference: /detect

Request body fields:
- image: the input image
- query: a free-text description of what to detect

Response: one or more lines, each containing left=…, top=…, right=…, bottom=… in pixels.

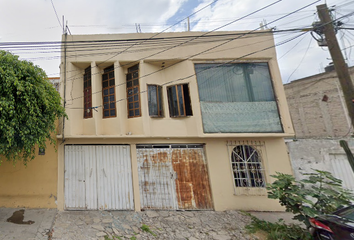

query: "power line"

left=50, top=0, right=62, bottom=29
left=65, top=0, right=321, bottom=104
left=67, top=31, right=308, bottom=111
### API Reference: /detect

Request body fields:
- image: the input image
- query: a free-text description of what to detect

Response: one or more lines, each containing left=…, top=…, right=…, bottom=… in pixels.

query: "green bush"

left=267, top=169, right=354, bottom=228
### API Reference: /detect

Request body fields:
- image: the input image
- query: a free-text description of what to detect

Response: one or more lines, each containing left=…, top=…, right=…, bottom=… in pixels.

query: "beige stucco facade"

left=0, top=143, right=58, bottom=208
left=57, top=31, right=294, bottom=211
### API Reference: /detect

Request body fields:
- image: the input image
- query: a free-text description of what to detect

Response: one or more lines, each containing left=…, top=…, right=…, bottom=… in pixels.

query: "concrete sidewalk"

left=0, top=208, right=57, bottom=240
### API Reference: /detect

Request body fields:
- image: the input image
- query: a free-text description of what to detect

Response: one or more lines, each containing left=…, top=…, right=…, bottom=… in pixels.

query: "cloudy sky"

left=1, top=0, right=354, bottom=83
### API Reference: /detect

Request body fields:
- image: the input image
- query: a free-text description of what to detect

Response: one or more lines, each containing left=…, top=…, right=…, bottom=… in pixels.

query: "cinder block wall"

left=284, top=67, right=354, bottom=138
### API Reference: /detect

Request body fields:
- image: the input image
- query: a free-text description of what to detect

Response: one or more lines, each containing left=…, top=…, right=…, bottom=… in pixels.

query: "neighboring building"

left=49, top=77, right=60, bottom=92
left=284, top=66, right=354, bottom=192
left=57, top=31, right=294, bottom=211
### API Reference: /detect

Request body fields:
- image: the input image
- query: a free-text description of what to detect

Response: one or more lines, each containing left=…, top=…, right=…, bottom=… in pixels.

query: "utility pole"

left=317, top=4, right=354, bottom=128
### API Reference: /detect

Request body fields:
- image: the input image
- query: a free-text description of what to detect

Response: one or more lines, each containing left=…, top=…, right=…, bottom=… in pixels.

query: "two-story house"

left=57, top=30, right=294, bottom=211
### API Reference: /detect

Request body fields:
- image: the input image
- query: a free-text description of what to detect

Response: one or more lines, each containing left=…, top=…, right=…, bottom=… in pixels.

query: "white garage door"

left=65, top=145, right=134, bottom=210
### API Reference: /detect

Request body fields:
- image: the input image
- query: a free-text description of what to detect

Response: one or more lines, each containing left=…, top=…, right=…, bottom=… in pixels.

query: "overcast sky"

left=1, top=0, right=354, bottom=83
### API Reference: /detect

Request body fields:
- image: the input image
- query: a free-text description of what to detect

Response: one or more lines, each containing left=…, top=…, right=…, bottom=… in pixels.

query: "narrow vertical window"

left=102, top=65, right=116, bottom=118
left=148, top=85, right=163, bottom=117
left=126, top=64, right=141, bottom=118
left=167, top=84, right=192, bottom=117
left=83, top=66, right=92, bottom=118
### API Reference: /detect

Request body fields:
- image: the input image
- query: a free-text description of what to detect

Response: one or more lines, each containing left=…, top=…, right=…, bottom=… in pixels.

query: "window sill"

left=234, top=187, right=267, bottom=196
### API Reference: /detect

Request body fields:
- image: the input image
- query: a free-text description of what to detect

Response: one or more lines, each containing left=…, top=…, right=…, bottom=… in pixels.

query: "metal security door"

left=137, top=144, right=213, bottom=210
left=137, top=147, right=178, bottom=210
left=65, top=145, right=134, bottom=210
left=172, top=146, right=213, bottom=210
left=330, top=153, right=354, bottom=192
left=96, top=145, right=134, bottom=210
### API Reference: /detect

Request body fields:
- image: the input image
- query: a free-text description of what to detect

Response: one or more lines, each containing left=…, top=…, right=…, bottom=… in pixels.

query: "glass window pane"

left=126, top=73, right=132, bottom=81
left=103, top=89, right=108, bottom=96
left=103, top=81, right=108, bottom=88
left=88, top=80, right=91, bottom=87
left=134, top=102, right=139, bottom=108
left=133, top=71, right=138, bottom=78
left=148, top=85, right=157, bottom=116
left=110, top=95, right=115, bottom=101
left=109, top=79, right=115, bottom=86
left=127, top=81, right=132, bottom=88
left=104, top=96, right=108, bottom=102
left=133, top=87, right=138, bottom=94
left=84, top=81, right=87, bottom=88
left=129, top=110, right=134, bottom=117
left=134, top=95, right=139, bottom=101
left=128, top=90, right=133, bottom=96
left=128, top=96, right=133, bottom=103
left=104, top=104, right=108, bottom=109
left=133, top=79, right=139, bottom=86
left=104, top=110, right=109, bottom=117
left=109, top=87, right=114, bottom=94
left=110, top=109, right=116, bottom=116
left=129, top=103, right=133, bottom=109
left=103, top=74, right=108, bottom=81
left=109, top=71, right=114, bottom=79
left=110, top=102, right=115, bottom=108
left=135, top=109, right=140, bottom=116
left=171, top=86, right=178, bottom=116
left=177, top=85, right=184, bottom=116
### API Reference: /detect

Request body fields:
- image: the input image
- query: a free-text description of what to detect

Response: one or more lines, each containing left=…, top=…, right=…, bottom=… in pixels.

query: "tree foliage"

left=0, top=50, right=66, bottom=165
left=267, top=170, right=354, bottom=228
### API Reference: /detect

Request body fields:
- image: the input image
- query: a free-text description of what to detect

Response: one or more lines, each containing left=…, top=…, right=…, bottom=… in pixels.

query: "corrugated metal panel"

left=65, top=146, right=86, bottom=209
left=137, top=148, right=178, bottom=210
left=172, top=148, right=213, bottom=210
left=330, top=154, right=354, bottom=192
left=64, top=145, right=133, bottom=210
left=137, top=145, right=213, bottom=210
left=97, top=145, right=134, bottom=210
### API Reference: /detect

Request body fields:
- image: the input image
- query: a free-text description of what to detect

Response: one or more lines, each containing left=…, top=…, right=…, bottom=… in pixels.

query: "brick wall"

left=284, top=67, right=354, bottom=138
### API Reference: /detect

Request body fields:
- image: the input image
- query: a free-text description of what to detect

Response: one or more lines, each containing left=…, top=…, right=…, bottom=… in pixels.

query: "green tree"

left=0, top=50, right=66, bottom=165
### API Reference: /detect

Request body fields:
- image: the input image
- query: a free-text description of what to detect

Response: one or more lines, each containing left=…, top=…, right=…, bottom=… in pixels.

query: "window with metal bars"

left=126, top=64, right=141, bottom=118
left=148, top=85, right=164, bottom=117
left=83, top=66, right=92, bottom=118
left=167, top=84, right=193, bottom=117
left=102, top=65, right=116, bottom=118
left=231, top=145, right=265, bottom=188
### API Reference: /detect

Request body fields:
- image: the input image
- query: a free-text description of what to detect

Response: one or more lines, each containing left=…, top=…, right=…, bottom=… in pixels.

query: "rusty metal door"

left=171, top=146, right=213, bottom=210
left=137, top=147, right=178, bottom=210
left=137, top=144, right=213, bottom=210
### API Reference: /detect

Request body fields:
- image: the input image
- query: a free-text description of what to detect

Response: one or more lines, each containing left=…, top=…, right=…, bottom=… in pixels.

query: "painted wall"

left=57, top=137, right=292, bottom=211
left=0, top=142, right=58, bottom=208
left=60, top=31, right=294, bottom=139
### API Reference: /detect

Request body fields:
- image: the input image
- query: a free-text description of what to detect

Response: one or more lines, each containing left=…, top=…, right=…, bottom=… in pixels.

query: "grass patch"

left=245, top=216, right=311, bottom=240
left=141, top=224, right=157, bottom=237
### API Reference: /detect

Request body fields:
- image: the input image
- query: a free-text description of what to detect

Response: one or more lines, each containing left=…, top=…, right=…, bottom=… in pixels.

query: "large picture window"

left=83, top=66, right=92, bottom=118
left=102, top=65, right=116, bottom=118
left=167, top=84, right=193, bottom=117
left=126, top=65, right=141, bottom=118
left=148, top=85, right=164, bottom=117
left=195, top=63, right=282, bottom=133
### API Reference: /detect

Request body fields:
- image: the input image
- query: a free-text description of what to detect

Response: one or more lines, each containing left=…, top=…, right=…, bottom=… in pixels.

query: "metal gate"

left=137, top=144, right=213, bottom=210
left=65, top=145, right=134, bottom=210
left=330, top=153, right=354, bottom=192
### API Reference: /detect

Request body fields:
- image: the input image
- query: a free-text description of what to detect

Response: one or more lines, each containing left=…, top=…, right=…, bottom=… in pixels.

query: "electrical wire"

left=50, top=0, right=62, bottom=29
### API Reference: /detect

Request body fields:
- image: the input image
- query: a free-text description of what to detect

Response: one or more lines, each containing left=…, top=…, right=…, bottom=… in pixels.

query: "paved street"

left=0, top=208, right=57, bottom=240
left=0, top=208, right=297, bottom=240
left=51, top=210, right=256, bottom=240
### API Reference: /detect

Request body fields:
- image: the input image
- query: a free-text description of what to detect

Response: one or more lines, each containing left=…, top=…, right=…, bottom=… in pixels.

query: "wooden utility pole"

left=317, top=4, right=354, bottom=128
